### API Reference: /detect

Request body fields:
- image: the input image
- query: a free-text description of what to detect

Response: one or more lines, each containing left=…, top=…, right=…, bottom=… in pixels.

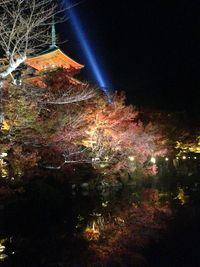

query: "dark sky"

left=60, top=0, right=200, bottom=113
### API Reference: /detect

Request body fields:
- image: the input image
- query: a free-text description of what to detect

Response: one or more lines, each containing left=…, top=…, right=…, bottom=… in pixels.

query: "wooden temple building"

left=0, top=21, right=85, bottom=130
left=25, top=46, right=85, bottom=88
left=24, top=21, right=85, bottom=88
left=0, top=20, right=85, bottom=87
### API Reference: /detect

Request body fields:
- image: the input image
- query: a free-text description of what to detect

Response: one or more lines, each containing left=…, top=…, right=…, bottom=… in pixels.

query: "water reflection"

left=0, top=239, right=8, bottom=261
left=0, top=176, right=200, bottom=267
left=80, top=188, right=172, bottom=267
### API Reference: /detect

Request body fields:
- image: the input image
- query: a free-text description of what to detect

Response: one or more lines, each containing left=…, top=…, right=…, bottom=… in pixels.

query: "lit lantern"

left=165, top=157, right=169, bottom=161
left=182, top=156, right=186, bottom=160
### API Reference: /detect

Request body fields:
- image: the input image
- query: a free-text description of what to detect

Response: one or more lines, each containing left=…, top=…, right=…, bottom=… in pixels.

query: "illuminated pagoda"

left=25, top=19, right=85, bottom=87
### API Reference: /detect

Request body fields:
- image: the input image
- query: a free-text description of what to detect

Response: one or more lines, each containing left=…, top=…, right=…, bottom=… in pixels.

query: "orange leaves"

left=1, top=68, right=167, bottom=177
left=81, top=91, right=167, bottom=175
left=82, top=92, right=138, bottom=153
left=84, top=222, right=101, bottom=241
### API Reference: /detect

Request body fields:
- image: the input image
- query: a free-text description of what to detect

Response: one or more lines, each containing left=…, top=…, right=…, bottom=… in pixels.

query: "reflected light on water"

left=0, top=239, right=8, bottom=261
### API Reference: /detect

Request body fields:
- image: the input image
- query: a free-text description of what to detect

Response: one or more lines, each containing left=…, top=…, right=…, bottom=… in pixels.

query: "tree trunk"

left=0, top=56, right=26, bottom=79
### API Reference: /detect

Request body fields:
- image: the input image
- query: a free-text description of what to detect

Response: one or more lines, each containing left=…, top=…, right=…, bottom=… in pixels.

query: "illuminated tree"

left=0, top=0, right=57, bottom=80
left=43, top=68, right=96, bottom=105
left=140, top=109, right=199, bottom=157
left=0, top=68, right=167, bottom=180
left=175, top=137, right=200, bottom=156
left=0, top=69, right=97, bottom=178
left=82, top=92, right=167, bottom=177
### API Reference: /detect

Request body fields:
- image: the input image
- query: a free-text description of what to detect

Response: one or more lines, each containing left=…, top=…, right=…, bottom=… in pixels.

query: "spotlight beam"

left=63, top=1, right=111, bottom=98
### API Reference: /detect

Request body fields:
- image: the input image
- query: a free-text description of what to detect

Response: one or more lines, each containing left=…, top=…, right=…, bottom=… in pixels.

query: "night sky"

left=60, top=0, right=200, bottom=113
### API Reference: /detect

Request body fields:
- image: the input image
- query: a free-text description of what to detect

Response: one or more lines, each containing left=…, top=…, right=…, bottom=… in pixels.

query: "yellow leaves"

left=174, top=188, right=189, bottom=205
left=176, top=139, right=200, bottom=155
left=1, top=120, right=10, bottom=131
left=83, top=222, right=100, bottom=241
left=3, top=95, right=39, bottom=130
left=0, top=158, right=8, bottom=178
left=82, top=139, right=97, bottom=146
left=175, top=141, right=181, bottom=149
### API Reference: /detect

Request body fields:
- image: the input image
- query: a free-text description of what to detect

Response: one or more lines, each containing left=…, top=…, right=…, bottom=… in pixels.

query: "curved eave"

left=25, top=48, right=84, bottom=71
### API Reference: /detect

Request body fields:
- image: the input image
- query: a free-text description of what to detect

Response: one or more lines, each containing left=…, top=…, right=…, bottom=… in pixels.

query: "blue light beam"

left=63, top=0, right=111, bottom=99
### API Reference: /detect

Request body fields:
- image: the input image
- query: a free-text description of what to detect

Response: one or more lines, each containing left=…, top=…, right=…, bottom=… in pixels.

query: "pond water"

left=0, top=174, right=200, bottom=267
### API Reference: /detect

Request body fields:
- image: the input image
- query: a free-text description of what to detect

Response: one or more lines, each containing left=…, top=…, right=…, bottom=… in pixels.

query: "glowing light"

left=182, top=156, right=186, bottom=160
left=102, top=201, right=109, bottom=207
left=0, top=245, right=5, bottom=253
left=0, top=254, right=8, bottom=261
left=176, top=157, right=179, bottom=160
left=0, top=152, right=7, bottom=158
left=194, top=156, right=197, bottom=160
left=128, top=156, right=134, bottom=162
left=100, top=164, right=107, bottom=168
left=92, top=157, right=100, bottom=162
left=0, top=240, right=7, bottom=261
left=150, top=157, right=156, bottom=164
left=174, top=188, right=188, bottom=205
left=0, top=159, right=8, bottom=178
left=165, top=157, right=169, bottom=161
left=1, top=120, right=10, bottom=131
left=114, top=216, right=125, bottom=226
left=64, top=1, right=111, bottom=99
left=83, top=222, right=100, bottom=241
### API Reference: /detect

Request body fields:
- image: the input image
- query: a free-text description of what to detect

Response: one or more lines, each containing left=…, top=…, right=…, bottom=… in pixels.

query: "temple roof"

left=25, top=47, right=84, bottom=72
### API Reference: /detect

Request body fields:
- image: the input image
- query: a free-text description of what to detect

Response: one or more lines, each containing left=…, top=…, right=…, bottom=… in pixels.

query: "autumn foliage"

left=0, top=69, right=167, bottom=181
left=82, top=92, right=167, bottom=176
